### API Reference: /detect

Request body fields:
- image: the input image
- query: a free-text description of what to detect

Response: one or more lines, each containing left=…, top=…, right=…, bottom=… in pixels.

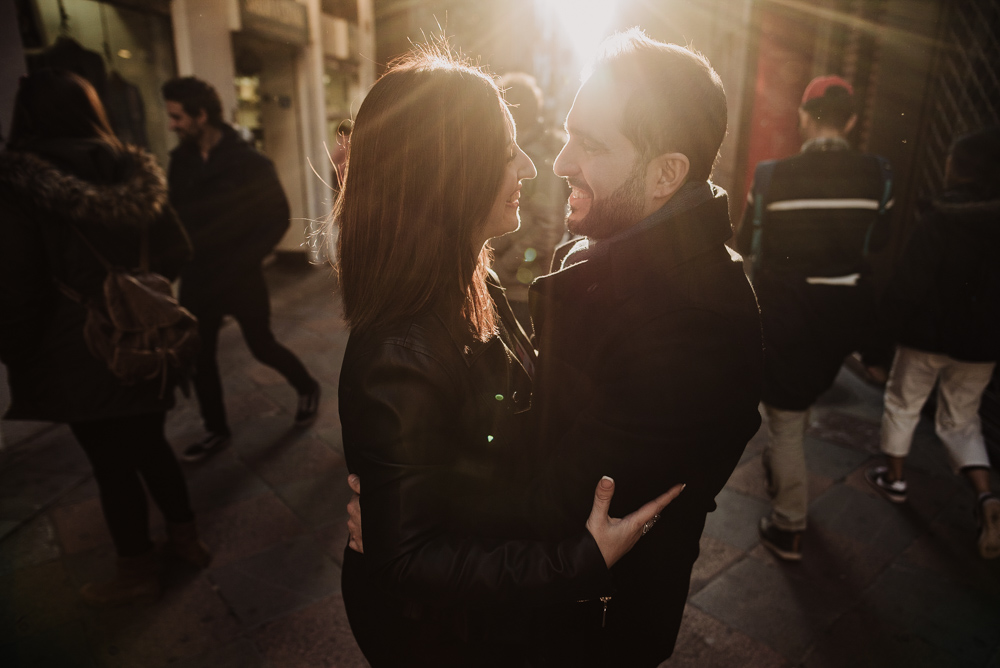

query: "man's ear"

left=648, top=152, right=690, bottom=200
left=195, top=108, right=209, bottom=127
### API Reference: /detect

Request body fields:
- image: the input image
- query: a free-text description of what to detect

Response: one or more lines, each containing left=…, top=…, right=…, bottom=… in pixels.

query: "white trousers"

left=881, top=346, right=994, bottom=473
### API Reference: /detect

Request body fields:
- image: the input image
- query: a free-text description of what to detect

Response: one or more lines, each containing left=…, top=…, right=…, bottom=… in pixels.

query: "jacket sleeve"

left=341, top=342, right=611, bottom=609
left=235, top=156, right=291, bottom=261
left=522, top=307, right=761, bottom=536
left=149, top=204, right=193, bottom=280
left=177, top=154, right=290, bottom=264
left=865, top=157, right=894, bottom=255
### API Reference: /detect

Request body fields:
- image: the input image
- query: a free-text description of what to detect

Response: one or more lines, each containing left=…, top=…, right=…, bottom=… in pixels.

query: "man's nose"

left=553, top=144, right=574, bottom=178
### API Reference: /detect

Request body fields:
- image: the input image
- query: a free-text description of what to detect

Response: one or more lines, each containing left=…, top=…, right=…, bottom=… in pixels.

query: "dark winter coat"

left=338, top=278, right=611, bottom=664
left=524, top=187, right=764, bottom=666
left=167, top=125, right=290, bottom=310
left=735, top=143, right=892, bottom=409
left=879, top=190, right=1000, bottom=363
left=0, top=140, right=192, bottom=422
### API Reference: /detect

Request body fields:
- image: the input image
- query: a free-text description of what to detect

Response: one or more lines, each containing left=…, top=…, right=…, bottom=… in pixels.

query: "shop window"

left=21, top=0, right=177, bottom=166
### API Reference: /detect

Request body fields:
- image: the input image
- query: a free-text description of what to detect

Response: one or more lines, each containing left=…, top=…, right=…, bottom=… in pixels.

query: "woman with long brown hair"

left=336, top=48, right=681, bottom=665
left=0, top=70, right=209, bottom=605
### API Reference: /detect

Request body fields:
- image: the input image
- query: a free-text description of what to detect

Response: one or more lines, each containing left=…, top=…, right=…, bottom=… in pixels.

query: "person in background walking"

left=0, top=70, right=210, bottom=605
left=865, top=127, right=1000, bottom=560
left=735, top=75, right=893, bottom=561
left=162, top=77, right=321, bottom=463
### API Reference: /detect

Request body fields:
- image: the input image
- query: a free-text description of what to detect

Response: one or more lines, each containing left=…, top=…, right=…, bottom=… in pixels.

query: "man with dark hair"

left=735, top=75, right=893, bottom=561
left=523, top=29, right=762, bottom=665
left=866, top=127, right=1000, bottom=559
left=162, top=76, right=320, bottom=463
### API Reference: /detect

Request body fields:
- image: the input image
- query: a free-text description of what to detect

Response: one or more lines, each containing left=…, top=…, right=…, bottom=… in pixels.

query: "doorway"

left=232, top=33, right=307, bottom=252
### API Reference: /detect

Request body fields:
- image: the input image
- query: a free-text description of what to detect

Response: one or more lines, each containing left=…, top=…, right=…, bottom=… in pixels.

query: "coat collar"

left=0, top=144, right=167, bottom=229
left=539, top=184, right=732, bottom=300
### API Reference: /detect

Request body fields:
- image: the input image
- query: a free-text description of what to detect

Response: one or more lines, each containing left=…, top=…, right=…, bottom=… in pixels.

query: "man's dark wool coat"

left=524, top=186, right=763, bottom=667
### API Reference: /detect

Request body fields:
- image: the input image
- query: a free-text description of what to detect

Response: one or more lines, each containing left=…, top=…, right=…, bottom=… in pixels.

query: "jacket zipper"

left=576, top=595, right=613, bottom=628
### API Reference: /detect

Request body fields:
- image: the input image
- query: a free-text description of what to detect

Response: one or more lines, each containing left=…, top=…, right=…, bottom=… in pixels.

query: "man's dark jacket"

left=734, top=144, right=891, bottom=409
left=167, top=124, right=289, bottom=310
left=524, top=186, right=764, bottom=666
left=876, top=188, right=1000, bottom=364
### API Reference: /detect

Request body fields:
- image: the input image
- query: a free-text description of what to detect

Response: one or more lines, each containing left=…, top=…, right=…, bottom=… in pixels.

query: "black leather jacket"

left=338, top=282, right=611, bottom=653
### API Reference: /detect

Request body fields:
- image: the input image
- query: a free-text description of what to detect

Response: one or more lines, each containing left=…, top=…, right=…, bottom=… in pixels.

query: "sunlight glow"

left=538, top=0, right=620, bottom=62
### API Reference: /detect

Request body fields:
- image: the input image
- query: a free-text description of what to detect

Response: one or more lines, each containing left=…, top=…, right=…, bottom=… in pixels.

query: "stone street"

left=1, top=261, right=998, bottom=667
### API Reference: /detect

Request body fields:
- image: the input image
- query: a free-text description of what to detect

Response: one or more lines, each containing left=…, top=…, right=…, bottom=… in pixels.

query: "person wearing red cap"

left=735, top=74, right=893, bottom=561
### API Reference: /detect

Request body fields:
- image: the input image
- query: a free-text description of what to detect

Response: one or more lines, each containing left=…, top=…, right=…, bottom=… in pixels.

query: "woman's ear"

left=648, top=152, right=690, bottom=201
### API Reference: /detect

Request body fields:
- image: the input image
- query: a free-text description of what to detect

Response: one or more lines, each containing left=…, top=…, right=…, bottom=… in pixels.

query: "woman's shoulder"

left=345, top=313, right=464, bottom=373
left=339, top=313, right=474, bottom=411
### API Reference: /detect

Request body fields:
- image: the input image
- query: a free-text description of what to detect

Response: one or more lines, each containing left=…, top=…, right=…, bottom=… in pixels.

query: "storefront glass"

left=23, top=0, right=176, bottom=164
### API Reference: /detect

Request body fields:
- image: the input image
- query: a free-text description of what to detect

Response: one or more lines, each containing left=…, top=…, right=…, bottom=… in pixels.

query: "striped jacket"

left=735, top=138, right=893, bottom=284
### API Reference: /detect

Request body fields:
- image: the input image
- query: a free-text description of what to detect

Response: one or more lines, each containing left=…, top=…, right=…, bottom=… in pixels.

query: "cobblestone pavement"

left=1, top=261, right=998, bottom=667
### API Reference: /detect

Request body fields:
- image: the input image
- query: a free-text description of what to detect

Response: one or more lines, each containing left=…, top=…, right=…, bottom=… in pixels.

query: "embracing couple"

left=334, top=28, right=763, bottom=668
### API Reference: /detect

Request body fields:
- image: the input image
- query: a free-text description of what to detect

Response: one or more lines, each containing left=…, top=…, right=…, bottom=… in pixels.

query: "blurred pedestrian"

left=866, top=127, right=1000, bottom=559
left=735, top=75, right=893, bottom=561
left=0, top=70, right=210, bottom=605
left=490, top=72, right=568, bottom=322
left=162, top=77, right=321, bottom=463
left=336, top=46, right=679, bottom=666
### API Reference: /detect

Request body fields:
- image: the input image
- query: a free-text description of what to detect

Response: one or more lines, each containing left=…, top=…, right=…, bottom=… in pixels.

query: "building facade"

left=5, top=0, right=376, bottom=256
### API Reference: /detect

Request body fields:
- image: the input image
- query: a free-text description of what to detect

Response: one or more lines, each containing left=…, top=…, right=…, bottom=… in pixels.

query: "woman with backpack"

left=0, top=69, right=210, bottom=604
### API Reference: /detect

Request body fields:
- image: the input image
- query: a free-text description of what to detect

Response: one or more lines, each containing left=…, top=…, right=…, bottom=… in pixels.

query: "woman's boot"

left=79, top=551, right=161, bottom=606
left=166, top=520, right=212, bottom=568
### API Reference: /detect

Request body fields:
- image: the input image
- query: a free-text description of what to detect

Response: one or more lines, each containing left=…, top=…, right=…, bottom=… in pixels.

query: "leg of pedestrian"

left=868, top=347, right=941, bottom=503
left=759, top=404, right=808, bottom=561
left=184, top=311, right=232, bottom=463
left=935, top=358, right=1000, bottom=558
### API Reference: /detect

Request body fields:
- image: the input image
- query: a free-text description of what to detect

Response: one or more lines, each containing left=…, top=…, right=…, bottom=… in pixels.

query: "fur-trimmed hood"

left=0, top=142, right=168, bottom=228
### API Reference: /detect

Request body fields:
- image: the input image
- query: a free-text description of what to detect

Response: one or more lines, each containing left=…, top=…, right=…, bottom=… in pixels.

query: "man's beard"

left=566, top=159, right=646, bottom=240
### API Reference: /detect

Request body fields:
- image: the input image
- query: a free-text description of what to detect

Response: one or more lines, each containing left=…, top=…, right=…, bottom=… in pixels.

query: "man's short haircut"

left=162, top=77, right=224, bottom=127
left=587, top=28, right=728, bottom=182
left=948, top=126, right=1000, bottom=196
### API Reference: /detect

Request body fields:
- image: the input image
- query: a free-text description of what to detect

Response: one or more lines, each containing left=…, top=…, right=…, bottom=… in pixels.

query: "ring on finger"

left=641, top=513, right=660, bottom=535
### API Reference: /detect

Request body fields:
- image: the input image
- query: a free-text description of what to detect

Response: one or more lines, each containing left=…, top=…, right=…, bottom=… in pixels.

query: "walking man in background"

left=735, top=75, right=893, bottom=561
left=162, top=77, right=320, bottom=463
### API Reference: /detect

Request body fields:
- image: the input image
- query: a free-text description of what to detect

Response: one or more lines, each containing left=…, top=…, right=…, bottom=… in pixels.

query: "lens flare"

left=538, top=0, right=620, bottom=62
